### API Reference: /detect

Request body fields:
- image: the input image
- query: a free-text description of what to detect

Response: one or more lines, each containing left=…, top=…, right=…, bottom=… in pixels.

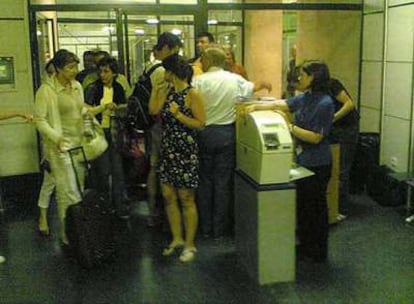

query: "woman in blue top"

left=245, top=61, right=334, bottom=262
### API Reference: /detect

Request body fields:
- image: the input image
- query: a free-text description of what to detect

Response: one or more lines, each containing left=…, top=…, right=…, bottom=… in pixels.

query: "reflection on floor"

left=0, top=191, right=413, bottom=304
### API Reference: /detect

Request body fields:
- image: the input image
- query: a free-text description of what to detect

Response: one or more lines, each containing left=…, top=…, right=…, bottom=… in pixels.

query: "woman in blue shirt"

left=245, top=61, right=334, bottom=262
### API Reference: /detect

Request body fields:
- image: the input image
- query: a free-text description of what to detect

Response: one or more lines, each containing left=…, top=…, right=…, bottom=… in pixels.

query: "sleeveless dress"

left=159, top=87, right=199, bottom=188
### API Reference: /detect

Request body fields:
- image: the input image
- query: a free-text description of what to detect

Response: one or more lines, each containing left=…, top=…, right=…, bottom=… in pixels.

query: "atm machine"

left=235, top=110, right=303, bottom=285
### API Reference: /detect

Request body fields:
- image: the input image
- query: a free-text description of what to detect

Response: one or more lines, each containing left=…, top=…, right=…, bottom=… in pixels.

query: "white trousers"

left=48, top=148, right=85, bottom=242
left=37, top=170, right=55, bottom=209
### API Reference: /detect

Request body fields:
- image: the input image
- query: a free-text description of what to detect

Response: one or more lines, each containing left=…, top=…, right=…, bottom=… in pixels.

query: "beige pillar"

left=244, top=10, right=283, bottom=98
left=296, top=10, right=362, bottom=99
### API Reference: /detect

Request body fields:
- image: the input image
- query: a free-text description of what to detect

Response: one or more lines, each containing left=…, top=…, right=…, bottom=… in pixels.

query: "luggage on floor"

left=350, top=132, right=380, bottom=193
left=65, top=146, right=117, bottom=269
left=366, top=165, right=406, bottom=207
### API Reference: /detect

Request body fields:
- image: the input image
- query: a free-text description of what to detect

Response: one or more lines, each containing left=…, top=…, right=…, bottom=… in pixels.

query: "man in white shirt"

left=192, top=46, right=271, bottom=239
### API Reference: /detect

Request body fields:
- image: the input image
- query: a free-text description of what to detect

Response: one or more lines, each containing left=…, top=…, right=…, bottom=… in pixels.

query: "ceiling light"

left=207, top=19, right=218, bottom=25
left=134, top=29, right=145, bottom=35
left=102, top=26, right=114, bottom=33
left=146, top=18, right=159, bottom=25
left=171, top=28, right=182, bottom=35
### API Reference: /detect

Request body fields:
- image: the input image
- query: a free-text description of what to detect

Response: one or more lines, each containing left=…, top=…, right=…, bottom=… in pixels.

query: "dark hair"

left=155, top=32, right=183, bottom=51
left=45, top=60, right=55, bottom=73
left=97, top=56, right=119, bottom=74
left=52, top=49, right=79, bottom=70
left=197, top=31, right=215, bottom=43
left=82, top=50, right=94, bottom=60
left=301, top=60, right=330, bottom=93
left=162, top=54, right=193, bottom=85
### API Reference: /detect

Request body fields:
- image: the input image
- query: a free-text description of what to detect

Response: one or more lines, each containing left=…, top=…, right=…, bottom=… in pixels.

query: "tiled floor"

left=0, top=189, right=413, bottom=304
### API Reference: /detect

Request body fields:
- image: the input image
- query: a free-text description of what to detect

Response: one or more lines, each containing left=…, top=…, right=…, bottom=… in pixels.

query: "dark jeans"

left=296, top=164, right=332, bottom=261
left=197, top=124, right=235, bottom=237
left=339, top=138, right=358, bottom=214
left=330, top=125, right=359, bottom=214
left=90, top=128, right=127, bottom=212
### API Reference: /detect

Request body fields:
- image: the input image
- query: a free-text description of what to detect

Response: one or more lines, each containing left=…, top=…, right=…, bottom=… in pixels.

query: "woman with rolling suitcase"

left=34, top=49, right=86, bottom=246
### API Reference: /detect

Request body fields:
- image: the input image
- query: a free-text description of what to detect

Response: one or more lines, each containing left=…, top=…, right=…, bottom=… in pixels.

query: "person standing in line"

left=82, top=50, right=133, bottom=98
left=149, top=54, right=205, bottom=263
left=35, top=49, right=86, bottom=246
left=223, top=46, right=249, bottom=80
left=245, top=61, right=334, bottom=262
left=283, top=44, right=298, bottom=99
left=146, top=32, right=183, bottom=227
left=84, top=56, right=130, bottom=218
left=193, top=46, right=272, bottom=239
left=191, top=31, right=215, bottom=76
left=75, top=50, right=95, bottom=84
left=0, top=111, right=32, bottom=263
left=327, top=78, right=359, bottom=221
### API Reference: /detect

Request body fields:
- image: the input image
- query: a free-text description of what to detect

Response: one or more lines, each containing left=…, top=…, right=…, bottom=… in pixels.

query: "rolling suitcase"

left=65, top=146, right=117, bottom=269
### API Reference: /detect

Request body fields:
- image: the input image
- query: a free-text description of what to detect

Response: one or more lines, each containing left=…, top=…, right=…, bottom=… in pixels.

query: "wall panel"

left=384, top=62, right=413, bottom=119
left=360, top=61, right=383, bottom=110
left=296, top=10, right=361, bottom=101
left=0, top=0, right=39, bottom=176
left=362, top=13, right=384, bottom=61
left=386, top=6, right=414, bottom=62
left=382, top=116, right=410, bottom=171
left=359, top=106, right=381, bottom=132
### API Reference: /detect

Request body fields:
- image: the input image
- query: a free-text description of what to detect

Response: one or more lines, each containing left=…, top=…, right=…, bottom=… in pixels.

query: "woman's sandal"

left=179, top=248, right=197, bottom=263
left=37, top=224, right=50, bottom=237
left=162, top=243, right=184, bottom=257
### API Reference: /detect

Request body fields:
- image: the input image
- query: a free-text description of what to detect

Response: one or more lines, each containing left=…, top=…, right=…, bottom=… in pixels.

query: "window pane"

left=58, top=22, right=115, bottom=61
left=208, top=26, right=242, bottom=61
left=208, top=10, right=242, bottom=23
left=52, top=0, right=155, bottom=4
left=208, top=0, right=242, bottom=3
left=126, top=14, right=194, bottom=84
left=57, top=11, right=116, bottom=19
left=244, top=0, right=361, bottom=3
left=160, top=0, right=197, bottom=3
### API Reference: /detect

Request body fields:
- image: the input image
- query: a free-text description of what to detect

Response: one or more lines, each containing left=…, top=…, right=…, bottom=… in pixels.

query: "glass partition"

left=126, top=14, right=195, bottom=84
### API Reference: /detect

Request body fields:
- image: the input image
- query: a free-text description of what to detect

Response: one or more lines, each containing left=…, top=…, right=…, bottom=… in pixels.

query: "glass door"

left=32, top=11, right=57, bottom=89
left=124, top=13, right=195, bottom=85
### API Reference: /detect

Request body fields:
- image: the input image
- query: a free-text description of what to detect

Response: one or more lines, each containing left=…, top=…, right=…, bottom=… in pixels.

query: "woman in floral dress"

left=149, top=54, right=205, bottom=262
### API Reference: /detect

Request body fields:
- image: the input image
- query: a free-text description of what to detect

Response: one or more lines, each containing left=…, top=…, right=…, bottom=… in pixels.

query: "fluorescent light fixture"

left=171, top=28, right=182, bottom=35
left=102, top=26, right=115, bottom=33
left=146, top=18, right=159, bottom=25
left=134, top=29, right=145, bottom=35
left=207, top=19, right=218, bottom=25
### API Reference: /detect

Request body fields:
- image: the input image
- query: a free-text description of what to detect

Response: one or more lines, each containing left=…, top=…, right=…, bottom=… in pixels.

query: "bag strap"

left=145, top=62, right=162, bottom=76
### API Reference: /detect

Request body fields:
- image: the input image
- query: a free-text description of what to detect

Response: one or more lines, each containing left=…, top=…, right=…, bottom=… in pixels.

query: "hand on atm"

left=274, top=110, right=291, bottom=125
left=243, top=105, right=256, bottom=116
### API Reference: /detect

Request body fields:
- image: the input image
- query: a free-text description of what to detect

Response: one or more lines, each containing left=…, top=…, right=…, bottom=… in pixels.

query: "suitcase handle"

left=67, top=146, right=89, bottom=197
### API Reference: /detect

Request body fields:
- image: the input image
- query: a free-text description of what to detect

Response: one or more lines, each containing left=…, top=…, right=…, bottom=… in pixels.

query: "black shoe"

left=116, top=205, right=131, bottom=220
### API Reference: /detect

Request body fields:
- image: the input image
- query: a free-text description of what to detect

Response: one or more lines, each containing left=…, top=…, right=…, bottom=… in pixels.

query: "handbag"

left=82, top=116, right=108, bottom=161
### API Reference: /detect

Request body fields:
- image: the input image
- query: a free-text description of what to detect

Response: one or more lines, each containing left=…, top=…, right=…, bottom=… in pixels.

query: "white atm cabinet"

left=234, top=170, right=296, bottom=285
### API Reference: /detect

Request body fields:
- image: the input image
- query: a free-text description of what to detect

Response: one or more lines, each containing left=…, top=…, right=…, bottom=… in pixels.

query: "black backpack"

left=128, top=63, right=163, bottom=130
